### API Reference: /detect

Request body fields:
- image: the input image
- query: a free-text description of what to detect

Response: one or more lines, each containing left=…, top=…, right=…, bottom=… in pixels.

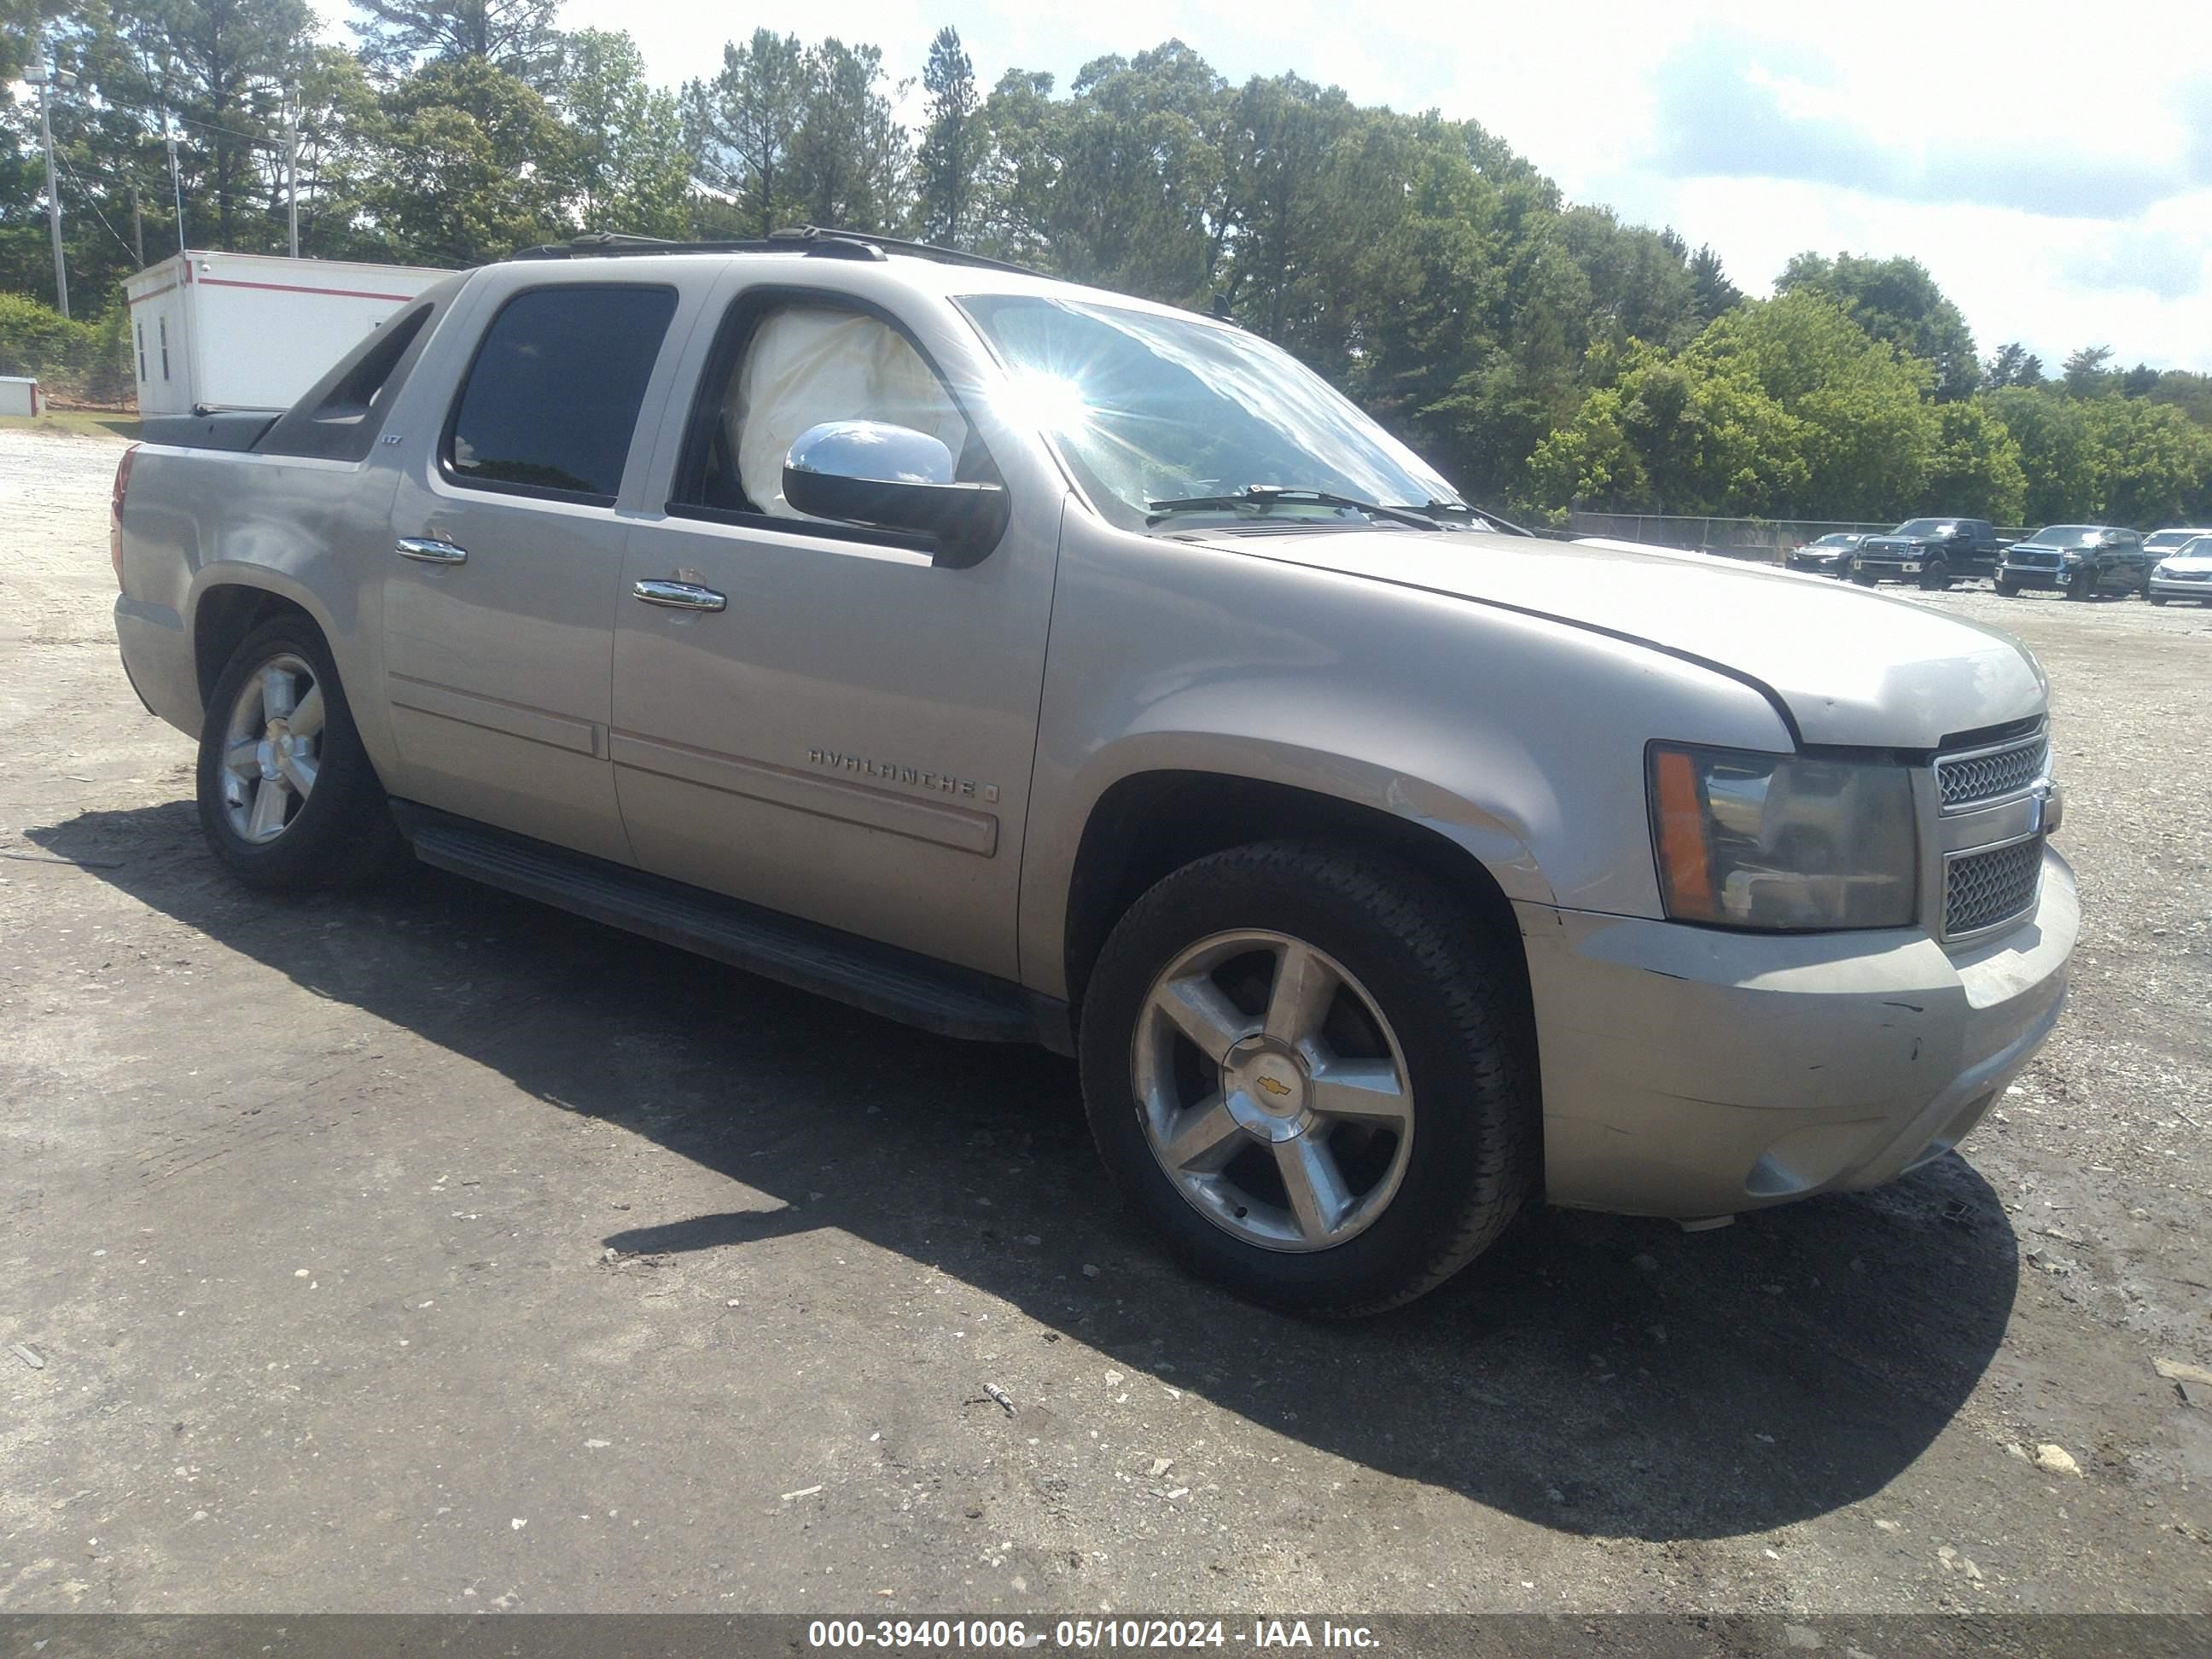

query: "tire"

left=1918, top=557, right=1950, bottom=592
left=2067, top=571, right=2097, bottom=602
left=1077, top=840, right=1537, bottom=1318
left=2148, top=595, right=2168, bottom=607
left=1851, top=571, right=1877, bottom=586
left=196, top=614, right=405, bottom=891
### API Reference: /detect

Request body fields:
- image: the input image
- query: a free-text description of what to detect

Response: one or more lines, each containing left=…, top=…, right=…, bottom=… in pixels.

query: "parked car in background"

left=1997, top=526, right=2151, bottom=600
left=1786, top=531, right=1868, bottom=576
left=2147, top=534, right=2212, bottom=606
left=2143, top=527, right=2211, bottom=567
left=107, top=230, right=2077, bottom=1315
left=1851, top=518, right=2008, bottom=590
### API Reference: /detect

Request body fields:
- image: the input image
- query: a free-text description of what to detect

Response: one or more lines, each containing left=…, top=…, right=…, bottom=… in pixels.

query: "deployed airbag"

left=733, top=307, right=970, bottom=518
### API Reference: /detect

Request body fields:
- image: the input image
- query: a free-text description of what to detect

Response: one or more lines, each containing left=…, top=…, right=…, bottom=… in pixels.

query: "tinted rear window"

left=445, top=285, right=676, bottom=502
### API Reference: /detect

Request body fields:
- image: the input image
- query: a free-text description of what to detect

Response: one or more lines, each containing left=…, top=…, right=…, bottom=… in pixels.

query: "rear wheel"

left=1078, top=841, right=1536, bottom=1318
left=196, top=614, right=404, bottom=891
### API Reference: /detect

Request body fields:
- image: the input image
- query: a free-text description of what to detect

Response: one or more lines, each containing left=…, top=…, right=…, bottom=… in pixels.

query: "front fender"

left=1017, top=513, right=1794, bottom=999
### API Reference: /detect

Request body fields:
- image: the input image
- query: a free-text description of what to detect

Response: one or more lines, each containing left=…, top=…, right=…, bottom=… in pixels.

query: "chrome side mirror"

left=782, top=421, right=1009, bottom=567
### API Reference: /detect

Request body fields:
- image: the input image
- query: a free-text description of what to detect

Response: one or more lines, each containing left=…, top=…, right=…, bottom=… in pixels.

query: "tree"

left=1778, top=250, right=1981, bottom=400
left=1528, top=338, right=1808, bottom=515
left=1982, top=387, right=2102, bottom=525
left=1697, top=289, right=1935, bottom=517
left=787, top=38, right=909, bottom=232
left=1923, top=399, right=2027, bottom=522
left=991, top=42, right=1229, bottom=302
left=107, top=0, right=320, bottom=251
left=1984, top=341, right=2043, bottom=388
left=369, top=54, right=569, bottom=265
left=1688, top=243, right=1741, bottom=323
left=2084, top=397, right=2212, bottom=524
left=683, top=28, right=806, bottom=238
left=1559, top=205, right=1698, bottom=352
left=350, top=0, right=564, bottom=87
left=2146, top=370, right=2212, bottom=426
left=2061, top=345, right=2115, bottom=398
left=550, top=28, right=688, bottom=237
left=916, top=26, right=980, bottom=247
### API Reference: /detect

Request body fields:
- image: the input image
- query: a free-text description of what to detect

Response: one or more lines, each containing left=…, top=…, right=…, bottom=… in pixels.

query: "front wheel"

left=1918, top=557, right=1951, bottom=591
left=1078, top=841, right=1537, bottom=1317
left=196, top=614, right=404, bottom=891
left=2148, top=594, right=2168, bottom=606
left=1851, top=571, right=1877, bottom=586
left=1996, top=579, right=2021, bottom=597
left=2067, top=572, right=2098, bottom=602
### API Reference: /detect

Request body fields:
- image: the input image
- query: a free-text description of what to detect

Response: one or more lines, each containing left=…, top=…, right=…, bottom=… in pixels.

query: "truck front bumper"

left=1516, top=846, right=2076, bottom=1218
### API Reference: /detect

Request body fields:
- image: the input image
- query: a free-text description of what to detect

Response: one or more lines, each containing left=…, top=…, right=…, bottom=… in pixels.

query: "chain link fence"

left=1565, top=512, right=2032, bottom=564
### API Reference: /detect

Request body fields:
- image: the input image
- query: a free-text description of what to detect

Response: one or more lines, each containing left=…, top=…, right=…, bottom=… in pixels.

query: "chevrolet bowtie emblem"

left=1255, top=1075, right=1293, bottom=1097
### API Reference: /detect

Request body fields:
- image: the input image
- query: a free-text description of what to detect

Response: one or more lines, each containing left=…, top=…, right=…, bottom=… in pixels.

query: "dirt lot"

left=2, top=425, right=2207, bottom=1616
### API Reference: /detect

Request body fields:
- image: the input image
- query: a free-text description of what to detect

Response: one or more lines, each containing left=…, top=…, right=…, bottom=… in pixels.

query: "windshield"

left=2145, top=530, right=2201, bottom=551
left=1890, top=519, right=1955, bottom=537
left=1811, top=533, right=1859, bottom=547
left=2029, top=525, right=2100, bottom=546
left=2177, top=537, right=2212, bottom=559
left=958, top=294, right=1464, bottom=530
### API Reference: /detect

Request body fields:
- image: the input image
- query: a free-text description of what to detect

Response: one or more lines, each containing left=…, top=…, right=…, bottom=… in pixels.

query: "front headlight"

left=1648, top=743, right=1918, bottom=929
left=2063, top=550, right=2088, bottom=565
left=2154, top=562, right=2174, bottom=576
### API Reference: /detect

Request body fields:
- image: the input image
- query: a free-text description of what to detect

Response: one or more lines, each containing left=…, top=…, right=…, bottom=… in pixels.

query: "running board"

left=392, top=806, right=1062, bottom=1049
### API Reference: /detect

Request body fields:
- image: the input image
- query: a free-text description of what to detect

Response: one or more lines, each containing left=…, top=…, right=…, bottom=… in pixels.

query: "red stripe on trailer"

left=195, top=276, right=418, bottom=303
left=126, top=281, right=180, bottom=306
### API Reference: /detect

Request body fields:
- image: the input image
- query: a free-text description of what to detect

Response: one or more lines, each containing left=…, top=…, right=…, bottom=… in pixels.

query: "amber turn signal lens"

left=1651, top=746, right=1715, bottom=917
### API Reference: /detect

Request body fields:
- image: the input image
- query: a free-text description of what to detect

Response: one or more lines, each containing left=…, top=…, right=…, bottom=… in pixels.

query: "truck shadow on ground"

left=38, top=803, right=2022, bottom=1545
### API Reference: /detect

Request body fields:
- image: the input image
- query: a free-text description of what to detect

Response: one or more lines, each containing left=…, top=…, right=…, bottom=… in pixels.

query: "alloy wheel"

left=1131, top=929, right=1414, bottom=1252
left=218, top=653, right=324, bottom=844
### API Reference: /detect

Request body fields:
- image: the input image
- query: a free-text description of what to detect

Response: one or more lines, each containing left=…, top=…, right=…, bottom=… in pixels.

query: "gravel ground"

left=1, top=426, right=2207, bottom=1615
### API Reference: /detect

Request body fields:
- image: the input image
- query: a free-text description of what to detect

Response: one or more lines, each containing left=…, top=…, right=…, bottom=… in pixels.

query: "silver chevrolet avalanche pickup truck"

left=110, top=231, right=2075, bottom=1315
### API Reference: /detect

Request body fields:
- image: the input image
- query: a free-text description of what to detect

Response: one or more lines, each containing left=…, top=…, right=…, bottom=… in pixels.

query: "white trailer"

left=124, top=250, right=449, bottom=416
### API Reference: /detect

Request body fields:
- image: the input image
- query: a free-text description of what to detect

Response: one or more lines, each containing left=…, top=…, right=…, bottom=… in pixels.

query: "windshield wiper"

left=1146, top=486, right=1442, bottom=533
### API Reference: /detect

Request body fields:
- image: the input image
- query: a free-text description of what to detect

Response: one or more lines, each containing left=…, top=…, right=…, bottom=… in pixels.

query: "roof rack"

left=506, top=225, right=1051, bottom=280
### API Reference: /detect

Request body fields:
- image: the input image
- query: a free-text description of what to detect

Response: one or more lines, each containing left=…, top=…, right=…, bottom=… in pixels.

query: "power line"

left=51, top=148, right=144, bottom=260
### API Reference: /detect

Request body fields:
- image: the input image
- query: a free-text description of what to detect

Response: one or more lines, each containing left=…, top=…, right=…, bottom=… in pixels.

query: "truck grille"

left=2010, top=550, right=2060, bottom=569
left=1937, top=736, right=2046, bottom=809
left=1945, top=839, right=2042, bottom=936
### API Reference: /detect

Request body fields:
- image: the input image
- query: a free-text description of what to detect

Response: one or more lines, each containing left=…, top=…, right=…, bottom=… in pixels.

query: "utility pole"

left=131, top=182, right=145, bottom=266
left=33, top=26, right=69, bottom=317
left=166, top=116, right=187, bottom=257
left=284, top=98, right=300, bottom=259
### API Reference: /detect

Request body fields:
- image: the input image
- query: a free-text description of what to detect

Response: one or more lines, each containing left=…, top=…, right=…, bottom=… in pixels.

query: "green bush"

left=0, top=292, right=134, bottom=404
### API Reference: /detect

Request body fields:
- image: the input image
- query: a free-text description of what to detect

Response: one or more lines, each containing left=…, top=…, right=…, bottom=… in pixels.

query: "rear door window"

left=445, top=285, right=677, bottom=504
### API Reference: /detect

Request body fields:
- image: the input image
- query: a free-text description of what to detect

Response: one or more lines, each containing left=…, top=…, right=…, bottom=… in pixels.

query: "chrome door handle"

left=396, top=538, right=468, bottom=565
left=632, top=579, right=726, bottom=613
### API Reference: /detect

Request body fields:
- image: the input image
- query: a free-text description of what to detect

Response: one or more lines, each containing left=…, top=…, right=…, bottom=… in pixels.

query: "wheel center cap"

left=1224, top=1038, right=1309, bottom=1140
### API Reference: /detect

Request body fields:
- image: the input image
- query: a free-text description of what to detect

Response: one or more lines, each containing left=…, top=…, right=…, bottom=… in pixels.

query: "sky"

left=324, top=0, right=2212, bottom=372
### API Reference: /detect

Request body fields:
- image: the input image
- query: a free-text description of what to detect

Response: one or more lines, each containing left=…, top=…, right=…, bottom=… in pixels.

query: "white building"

left=124, top=250, right=449, bottom=416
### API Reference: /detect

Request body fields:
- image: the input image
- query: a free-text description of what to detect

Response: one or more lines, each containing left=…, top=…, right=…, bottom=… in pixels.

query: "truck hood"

left=1203, top=528, right=2046, bottom=748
